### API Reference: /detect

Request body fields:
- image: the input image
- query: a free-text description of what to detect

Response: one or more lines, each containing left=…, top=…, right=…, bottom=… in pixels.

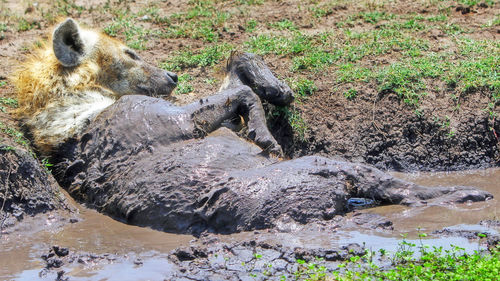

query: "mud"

left=33, top=238, right=367, bottom=281
left=51, top=91, right=492, bottom=235
left=30, top=219, right=500, bottom=281
left=0, top=147, right=74, bottom=233
left=362, top=168, right=500, bottom=237
left=291, top=87, right=500, bottom=172
left=0, top=203, right=193, bottom=280
left=1, top=168, right=498, bottom=280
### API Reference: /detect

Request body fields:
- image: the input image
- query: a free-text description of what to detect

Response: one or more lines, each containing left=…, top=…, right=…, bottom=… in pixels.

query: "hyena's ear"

left=53, top=18, right=87, bottom=67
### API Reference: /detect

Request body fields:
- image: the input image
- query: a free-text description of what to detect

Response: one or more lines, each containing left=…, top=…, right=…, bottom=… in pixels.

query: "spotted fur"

left=11, top=18, right=177, bottom=154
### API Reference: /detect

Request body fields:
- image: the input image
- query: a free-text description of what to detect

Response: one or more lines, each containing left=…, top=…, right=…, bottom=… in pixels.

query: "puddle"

left=1, top=168, right=498, bottom=280
left=361, top=167, right=500, bottom=237
left=14, top=252, right=177, bottom=281
left=0, top=205, right=192, bottom=280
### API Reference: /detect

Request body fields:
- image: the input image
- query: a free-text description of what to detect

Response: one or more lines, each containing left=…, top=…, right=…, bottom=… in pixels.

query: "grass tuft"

left=161, top=43, right=233, bottom=71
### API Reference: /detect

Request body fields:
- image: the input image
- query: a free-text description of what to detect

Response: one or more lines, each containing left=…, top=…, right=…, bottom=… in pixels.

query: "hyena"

left=11, top=18, right=293, bottom=155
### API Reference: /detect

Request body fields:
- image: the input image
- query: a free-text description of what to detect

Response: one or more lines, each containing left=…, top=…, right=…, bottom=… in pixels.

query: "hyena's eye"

left=125, top=49, right=141, bottom=61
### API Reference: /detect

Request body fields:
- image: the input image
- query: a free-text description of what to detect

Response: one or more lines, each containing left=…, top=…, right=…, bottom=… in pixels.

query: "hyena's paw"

left=227, top=52, right=294, bottom=106
left=249, top=127, right=284, bottom=157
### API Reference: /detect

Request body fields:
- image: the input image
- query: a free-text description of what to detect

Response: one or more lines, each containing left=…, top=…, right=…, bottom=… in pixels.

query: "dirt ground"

left=0, top=0, right=499, bottom=171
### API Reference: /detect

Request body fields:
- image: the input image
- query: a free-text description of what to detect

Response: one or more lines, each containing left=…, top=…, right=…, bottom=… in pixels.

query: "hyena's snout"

left=165, top=70, right=178, bottom=87
left=140, top=67, right=178, bottom=98
left=166, top=71, right=178, bottom=83
left=159, top=70, right=178, bottom=97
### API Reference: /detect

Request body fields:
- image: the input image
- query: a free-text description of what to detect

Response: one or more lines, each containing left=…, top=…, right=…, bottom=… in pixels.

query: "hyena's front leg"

left=221, top=52, right=294, bottom=106
left=184, top=85, right=283, bottom=156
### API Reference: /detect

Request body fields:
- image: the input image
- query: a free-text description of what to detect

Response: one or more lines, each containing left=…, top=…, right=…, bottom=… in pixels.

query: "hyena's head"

left=53, top=18, right=178, bottom=98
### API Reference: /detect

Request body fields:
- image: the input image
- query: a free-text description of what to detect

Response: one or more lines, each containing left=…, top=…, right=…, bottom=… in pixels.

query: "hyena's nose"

left=166, top=71, right=178, bottom=84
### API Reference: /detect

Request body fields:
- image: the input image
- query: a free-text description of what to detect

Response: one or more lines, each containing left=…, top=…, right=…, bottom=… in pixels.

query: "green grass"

left=251, top=236, right=500, bottom=280
left=290, top=78, right=318, bottom=98
left=377, top=57, right=439, bottom=107
left=238, top=5, right=497, bottom=111
left=355, top=11, right=395, bottom=24
left=309, top=4, right=333, bottom=18
left=270, top=19, right=297, bottom=31
left=0, top=97, right=18, bottom=113
left=336, top=63, right=374, bottom=83
left=245, top=19, right=258, bottom=32
left=245, top=33, right=313, bottom=56
left=0, top=121, right=30, bottom=149
left=103, top=8, right=155, bottom=50
left=458, top=0, right=495, bottom=7
left=272, top=106, right=308, bottom=141
left=327, top=244, right=500, bottom=281
left=176, top=73, right=194, bottom=94
left=343, top=88, right=358, bottom=100
left=161, top=0, right=231, bottom=42
left=17, top=18, right=38, bottom=32
left=160, top=43, right=233, bottom=71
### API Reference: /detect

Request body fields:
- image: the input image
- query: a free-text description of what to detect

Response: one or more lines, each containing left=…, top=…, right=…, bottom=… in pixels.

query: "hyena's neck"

left=29, top=90, right=116, bottom=153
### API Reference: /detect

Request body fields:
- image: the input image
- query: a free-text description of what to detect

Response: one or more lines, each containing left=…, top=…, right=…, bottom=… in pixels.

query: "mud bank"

left=0, top=147, right=74, bottom=233
left=26, top=220, right=500, bottom=281
left=278, top=89, right=500, bottom=172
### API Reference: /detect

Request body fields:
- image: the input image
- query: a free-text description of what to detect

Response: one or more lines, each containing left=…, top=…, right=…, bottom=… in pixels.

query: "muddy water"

left=1, top=168, right=499, bottom=280
left=0, top=203, right=192, bottom=280
left=368, top=167, right=500, bottom=237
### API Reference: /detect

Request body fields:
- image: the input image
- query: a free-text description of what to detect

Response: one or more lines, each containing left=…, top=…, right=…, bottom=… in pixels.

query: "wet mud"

left=1, top=169, right=496, bottom=280
left=53, top=94, right=491, bottom=235
left=362, top=168, right=500, bottom=237
left=0, top=148, right=74, bottom=233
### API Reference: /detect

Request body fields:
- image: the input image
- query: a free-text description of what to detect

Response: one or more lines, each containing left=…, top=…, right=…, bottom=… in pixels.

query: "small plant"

left=309, top=5, right=332, bottom=18
left=290, top=78, right=317, bottom=98
left=0, top=145, right=15, bottom=152
left=17, top=18, right=38, bottom=32
left=176, top=74, right=194, bottom=94
left=245, top=19, right=258, bottom=32
left=236, top=0, right=264, bottom=4
left=272, top=106, right=308, bottom=141
left=41, top=158, right=53, bottom=173
left=441, top=115, right=451, bottom=129
left=204, top=77, right=218, bottom=85
left=161, top=43, right=233, bottom=71
left=343, top=88, right=357, bottom=100
left=0, top=23, right=6, bottom=40
left=270, top=19, right=297, bottom=31
left=245, top=33, right=312, bottom=56
left=0, top=97, right=18, bottom=113
left=357, top=11, right=394, bottom=24
left=0, top=121, right=30, bottom=149
left=427, top=14, right=448, bottom=22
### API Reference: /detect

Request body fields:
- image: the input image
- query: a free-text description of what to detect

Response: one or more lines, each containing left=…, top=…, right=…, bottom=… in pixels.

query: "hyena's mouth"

left=136, top=84, right=176, bottom=98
